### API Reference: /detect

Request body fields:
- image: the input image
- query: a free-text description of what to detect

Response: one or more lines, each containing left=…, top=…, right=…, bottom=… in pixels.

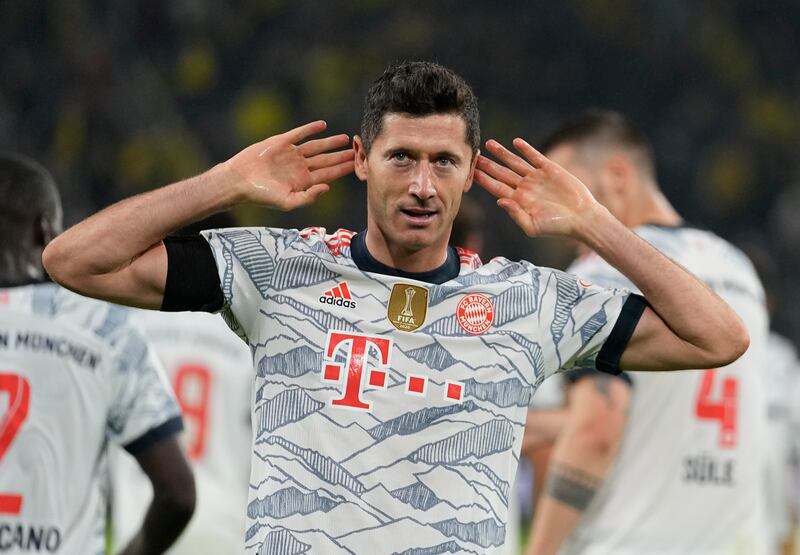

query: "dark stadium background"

left=2, top=0, right=800, bottom=339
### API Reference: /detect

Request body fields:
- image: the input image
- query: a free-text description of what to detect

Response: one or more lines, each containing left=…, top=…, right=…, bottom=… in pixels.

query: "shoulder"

left=38, top=283, right=137, bottom=343
left=201, top=226, right=357, bottom=260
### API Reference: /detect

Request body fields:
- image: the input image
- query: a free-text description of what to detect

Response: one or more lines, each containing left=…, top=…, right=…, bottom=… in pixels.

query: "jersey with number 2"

left=0, top=283, right=180, bottom=555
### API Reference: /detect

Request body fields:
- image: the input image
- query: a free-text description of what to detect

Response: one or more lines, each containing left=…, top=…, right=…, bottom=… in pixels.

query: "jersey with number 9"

left=111, top=310, right=253, bottom=554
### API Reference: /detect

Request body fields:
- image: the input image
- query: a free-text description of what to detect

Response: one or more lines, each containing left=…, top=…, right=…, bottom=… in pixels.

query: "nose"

left=408, top=160, right=436, bottom=200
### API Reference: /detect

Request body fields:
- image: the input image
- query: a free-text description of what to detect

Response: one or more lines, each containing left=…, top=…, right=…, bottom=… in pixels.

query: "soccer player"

left=43, top=62, right=749, bottom=554
left=0, top=152, right=194, bottom=554
left=110, top=214, right=253, bottom=554
left=747, top=246, right=800, bottom=555
left=523, top=110, right=768, bottom=555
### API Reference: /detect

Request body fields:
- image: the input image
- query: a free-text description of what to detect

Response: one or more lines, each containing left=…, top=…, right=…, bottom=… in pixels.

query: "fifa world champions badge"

left=457, top=294, right=495, bottom=335
left=387, top=284, right=429, bottom=331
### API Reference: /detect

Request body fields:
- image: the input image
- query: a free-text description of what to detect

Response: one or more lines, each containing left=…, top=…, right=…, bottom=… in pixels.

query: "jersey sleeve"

left=106, top=320, right=183, bottom=455
left=536, top=265, right=645, bottom=377
left=200, top=227, right=289, bottom=343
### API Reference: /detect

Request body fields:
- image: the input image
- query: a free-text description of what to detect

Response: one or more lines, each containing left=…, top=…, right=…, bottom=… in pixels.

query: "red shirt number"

left=694, top=369, right=738, bottom=448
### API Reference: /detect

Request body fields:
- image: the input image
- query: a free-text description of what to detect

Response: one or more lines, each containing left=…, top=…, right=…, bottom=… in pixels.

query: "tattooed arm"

left=525, top=373, right=631, bottom=555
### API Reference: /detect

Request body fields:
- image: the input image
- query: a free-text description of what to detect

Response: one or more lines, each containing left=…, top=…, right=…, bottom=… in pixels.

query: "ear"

left=464, top=149, right=480, bottom=192
left=605, top=152, right=634, bottom=195
left=353, top=135, right=369, bottom=182
left=36, top=215, right=58, bottom=248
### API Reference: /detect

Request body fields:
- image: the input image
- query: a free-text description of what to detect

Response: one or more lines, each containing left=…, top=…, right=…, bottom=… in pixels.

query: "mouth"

left=400, top=208, right=438, bottom=225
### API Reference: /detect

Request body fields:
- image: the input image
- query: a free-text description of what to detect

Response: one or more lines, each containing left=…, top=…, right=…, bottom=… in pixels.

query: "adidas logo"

left=319, top=282, right=357, bottom=309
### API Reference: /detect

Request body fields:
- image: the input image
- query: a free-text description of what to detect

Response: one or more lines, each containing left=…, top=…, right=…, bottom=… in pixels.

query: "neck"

left=622, top=182, right=683, bottom=228
left=364, top=224, right=450, bottom=274
left=0, top=248, right=46, bottom=287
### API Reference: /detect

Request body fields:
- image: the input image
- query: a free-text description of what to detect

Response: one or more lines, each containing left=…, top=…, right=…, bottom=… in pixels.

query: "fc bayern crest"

left=456, top=294, right=495, bottom=335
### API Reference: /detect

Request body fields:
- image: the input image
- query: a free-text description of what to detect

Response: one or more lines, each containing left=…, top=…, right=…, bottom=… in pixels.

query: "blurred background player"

left=0, top=152, right=194, bottom=554
left=745, top=245, right=800, bottom=555
left=524, top=110, right=769, bottom=555
left=110, top=213, right=253, bottom=555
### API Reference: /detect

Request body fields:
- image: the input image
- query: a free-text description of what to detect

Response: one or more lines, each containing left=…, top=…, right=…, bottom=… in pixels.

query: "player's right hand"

left=224, top=120, right=355, bottom=211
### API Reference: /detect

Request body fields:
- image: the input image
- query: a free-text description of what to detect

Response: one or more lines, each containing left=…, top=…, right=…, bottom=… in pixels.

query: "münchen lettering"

left=14, top=331, right=99, bottom=370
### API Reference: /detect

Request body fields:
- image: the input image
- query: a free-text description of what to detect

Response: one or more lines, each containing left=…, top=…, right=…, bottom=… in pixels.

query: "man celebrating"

left=524, top=110, right=768, bottom=555
left=44, top=62, right=748, bottom=554
left=0, top=152, right=194, bottom=554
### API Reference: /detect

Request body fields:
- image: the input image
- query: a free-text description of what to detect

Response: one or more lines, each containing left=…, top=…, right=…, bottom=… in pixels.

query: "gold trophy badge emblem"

left=388, top=284, right=429, bottom=332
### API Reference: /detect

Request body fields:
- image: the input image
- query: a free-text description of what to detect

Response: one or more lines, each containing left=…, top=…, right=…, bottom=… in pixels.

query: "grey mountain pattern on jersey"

left=256, top=529, right=311, bottom=555
left=221, top=229, right=276, bottom=299
left=201, top=227, right=629, bottom=554
left=394, top=541, right=465, bottom=555
left=273, top=257, right=339, bottom=290
left=471, top=462, right=510, bottom=500
left=405, top=342, right=459, bottom=371
left=94, top=304, right=128, bottom=339
left=389, top=481, right=442, bottom=511
left=409, top=419, right=514, bottom=464
left=427, top=263, right=531, bottom=306
left=265, top=436, right=367, bottom=495
left=256, top=389, right=325, bottom=436
left=271, top=295, right=357, bottom=333
left=248, top=487, right=338, bottom=519
left=579, top=305, right=609, bottom=345
left=422, top=285, right=539, bottom=336
left=463, top=377, right=531, bottom=408
left=430, top=518, right=505, bottom=548
left=257, top=347, right=322, bottom=378
left=366, top=402, right=479, bottom=441
left=549, top=272, right=581, bottom=356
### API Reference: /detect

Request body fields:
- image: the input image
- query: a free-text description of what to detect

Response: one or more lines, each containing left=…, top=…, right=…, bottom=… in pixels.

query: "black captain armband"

left=161, top=235, right=225, bottom=312
left=595, top=293, right=648, bottom=376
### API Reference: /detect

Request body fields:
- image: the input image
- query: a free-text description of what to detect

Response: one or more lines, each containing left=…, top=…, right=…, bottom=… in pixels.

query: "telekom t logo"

left=322, top=331, right=391, bottom=411
left=321, top=330, right=465, bottom=411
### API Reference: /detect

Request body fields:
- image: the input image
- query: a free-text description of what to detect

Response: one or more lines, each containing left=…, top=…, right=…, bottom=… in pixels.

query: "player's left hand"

left=475, top=138, right=603, bottom=239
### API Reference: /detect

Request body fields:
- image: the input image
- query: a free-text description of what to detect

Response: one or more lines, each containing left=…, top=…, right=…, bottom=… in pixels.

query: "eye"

left=392, top=152, right=409, bottom=162
left=435, top=157, right=454, bottom=167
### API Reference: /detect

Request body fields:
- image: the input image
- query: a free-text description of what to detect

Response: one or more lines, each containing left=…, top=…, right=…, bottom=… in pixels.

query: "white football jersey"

left=0, top=283, right=180, bottom=555
left=763, top=332, right=800, bottom=551
left=560, top=225, right=769, bottom=555
left=198, top=226, right=639, bottom=554
left=110, top=311, right=252, bottom=554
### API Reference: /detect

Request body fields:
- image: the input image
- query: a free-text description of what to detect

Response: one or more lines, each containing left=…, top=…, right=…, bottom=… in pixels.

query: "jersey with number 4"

left=111, top=310, right=252, bottom=554
left=561, top=225, right=769, bottom=555
left=0, top=283, right=181, bottom=555
left=199, top=226, right=641, bottom=555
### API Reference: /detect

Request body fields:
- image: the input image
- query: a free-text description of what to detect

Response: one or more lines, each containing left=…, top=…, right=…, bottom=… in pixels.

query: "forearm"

left=577, top=206, right=748, bottom=369
left=118, top=493, right=194, bottom=555
left=525, top=433, right=614, bottom=555
left=523, top=409, right=568, bottom=453
left=45, top=164, right=239, bottom=281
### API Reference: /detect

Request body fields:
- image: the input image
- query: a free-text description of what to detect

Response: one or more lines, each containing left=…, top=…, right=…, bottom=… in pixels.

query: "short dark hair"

left=541, top=109, right=656, bottom=177
left=0, top=152, right=61, bottom=244
left=360, top=61, right=480, bottom=154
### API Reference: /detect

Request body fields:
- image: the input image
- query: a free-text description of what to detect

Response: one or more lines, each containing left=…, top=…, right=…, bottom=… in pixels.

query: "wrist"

left=209, top=162, right=251, bottom=207
left=571, top=204, right=624, bottom=252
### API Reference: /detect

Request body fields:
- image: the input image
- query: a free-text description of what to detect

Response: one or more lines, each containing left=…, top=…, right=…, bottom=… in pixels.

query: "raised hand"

left=474, top=138, right=602, bottom=239
left=225, top=120, right=354, bottom=211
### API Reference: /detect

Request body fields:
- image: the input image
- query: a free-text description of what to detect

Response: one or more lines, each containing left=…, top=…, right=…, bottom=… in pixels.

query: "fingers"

left=285, top=184, right=331, bottom=210
left=477, top=155, right=523, bottom=189
left=310, top=160, right=355, bottom=184
left=298, top=134, right=351, bottom=157
left=497, top=198, right=536, bottom=237
left=474, top=168, right=515, bottom=199
left=281, top=120, right=328, bottom=144
left=308, top=149, right=354, bottom=171
left=511, top=138, right=548, bottom=168
left=485, top=139, right=533, bottom=176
